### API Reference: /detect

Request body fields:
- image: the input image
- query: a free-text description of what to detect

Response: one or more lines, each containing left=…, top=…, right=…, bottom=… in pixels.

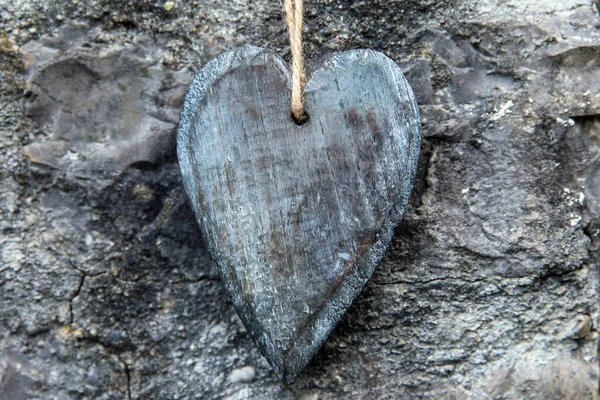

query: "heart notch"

left=177, top=46, right=421, bottom=384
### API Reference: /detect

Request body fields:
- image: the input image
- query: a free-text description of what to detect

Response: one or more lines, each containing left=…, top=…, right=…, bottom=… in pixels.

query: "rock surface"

left=0, top=0, right=599, bottom=399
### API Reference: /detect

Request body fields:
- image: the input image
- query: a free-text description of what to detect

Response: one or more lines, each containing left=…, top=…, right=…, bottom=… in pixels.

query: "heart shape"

left=177, top=46, right=420, bottom=383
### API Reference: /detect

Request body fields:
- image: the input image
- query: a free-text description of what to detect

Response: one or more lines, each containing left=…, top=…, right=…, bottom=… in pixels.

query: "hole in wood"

left=291, top=111, right=310, bottom=126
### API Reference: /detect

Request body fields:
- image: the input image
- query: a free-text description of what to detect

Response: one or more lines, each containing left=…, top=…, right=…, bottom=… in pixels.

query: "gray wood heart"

left=177, top=45, right=421, bottom=383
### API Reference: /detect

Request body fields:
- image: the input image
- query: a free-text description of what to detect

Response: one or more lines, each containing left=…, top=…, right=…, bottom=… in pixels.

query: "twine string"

left=284, top=0, right=307, bottom=123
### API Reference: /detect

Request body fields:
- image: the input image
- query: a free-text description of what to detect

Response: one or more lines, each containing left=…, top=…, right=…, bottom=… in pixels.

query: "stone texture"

left=0, top=0, right=599, bottom=399
left=20, top=26, right=192, bottom=179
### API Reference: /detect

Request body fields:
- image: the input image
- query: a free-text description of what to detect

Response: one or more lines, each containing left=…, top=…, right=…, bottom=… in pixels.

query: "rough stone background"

left=0, top=0, right=599, bottom=399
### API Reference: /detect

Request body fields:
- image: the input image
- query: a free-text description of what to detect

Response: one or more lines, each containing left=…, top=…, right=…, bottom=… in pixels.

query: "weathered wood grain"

left=177, top=45, right=421, bottom=383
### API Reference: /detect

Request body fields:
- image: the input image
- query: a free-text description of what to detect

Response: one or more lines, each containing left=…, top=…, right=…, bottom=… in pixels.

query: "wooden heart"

left=177, top=46, right=420, bottom=383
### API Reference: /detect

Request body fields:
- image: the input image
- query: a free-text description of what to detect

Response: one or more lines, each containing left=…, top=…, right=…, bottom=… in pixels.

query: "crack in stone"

left=372, top=275, right=495, bottom=286
left=117, top=355, right=132, bottom=400
left=66, top=331, right=134, bottom=399
left=66, top=260, right=106, bottom=278
left=68, top=274, right=85, bottom=326
left=65, top=263, right=107, bottom=326
left=113, top=274, right=221, bottom=285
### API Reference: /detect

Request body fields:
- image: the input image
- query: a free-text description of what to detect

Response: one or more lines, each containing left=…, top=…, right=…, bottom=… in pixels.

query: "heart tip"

left=268, top=353, right=303, bottom=386
left=278, top=367, right=300, bottom=386
left=281, top=375, right=296, bottom=386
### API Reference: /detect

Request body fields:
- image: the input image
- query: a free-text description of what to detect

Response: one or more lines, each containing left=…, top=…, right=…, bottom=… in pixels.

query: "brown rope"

left=284, top=0, right=307, bottom=123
